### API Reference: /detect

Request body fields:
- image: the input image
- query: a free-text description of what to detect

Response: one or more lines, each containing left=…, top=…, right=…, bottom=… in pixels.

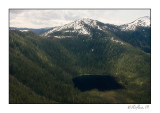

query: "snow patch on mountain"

left=111, top=37, right=124, bottom=45
left=54, top=36, right=73, bottom=38
left=19, top=30, right=29, bottom=32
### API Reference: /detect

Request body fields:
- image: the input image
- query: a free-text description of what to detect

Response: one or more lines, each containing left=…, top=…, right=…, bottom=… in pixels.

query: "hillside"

left=9, top=75, right=57, bottom=104
left=9, top=28, right=151, bottom=103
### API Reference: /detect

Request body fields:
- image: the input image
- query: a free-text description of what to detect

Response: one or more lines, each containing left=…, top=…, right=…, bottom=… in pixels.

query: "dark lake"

left=72, top=75, right=124, bottom=91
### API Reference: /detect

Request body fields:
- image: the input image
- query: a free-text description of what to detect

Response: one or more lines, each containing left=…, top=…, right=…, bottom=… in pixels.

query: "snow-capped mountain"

left=41, top=18, right=109, bottom=37
left=41, top=16, right=150, bottom=38
left=120, top=16, right=150, bottom=31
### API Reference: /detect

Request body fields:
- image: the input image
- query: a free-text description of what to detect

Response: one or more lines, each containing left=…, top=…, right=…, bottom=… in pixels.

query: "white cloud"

left=9, top=9, right=150, bottom=28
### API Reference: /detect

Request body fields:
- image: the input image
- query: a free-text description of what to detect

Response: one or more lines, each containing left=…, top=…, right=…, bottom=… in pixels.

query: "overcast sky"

left=9, top=9, right=150, bottom=28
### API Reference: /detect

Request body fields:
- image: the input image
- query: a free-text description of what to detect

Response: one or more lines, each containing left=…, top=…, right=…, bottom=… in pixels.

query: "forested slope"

left=9, top=30, right=151, bottom=103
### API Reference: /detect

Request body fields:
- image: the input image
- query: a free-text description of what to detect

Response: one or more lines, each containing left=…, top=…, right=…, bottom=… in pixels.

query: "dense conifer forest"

left=9, top=29, right=151, bottom=103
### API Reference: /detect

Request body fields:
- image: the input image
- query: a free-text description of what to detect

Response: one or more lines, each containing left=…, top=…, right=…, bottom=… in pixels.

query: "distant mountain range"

left=9, top=27, right=52, bottom=34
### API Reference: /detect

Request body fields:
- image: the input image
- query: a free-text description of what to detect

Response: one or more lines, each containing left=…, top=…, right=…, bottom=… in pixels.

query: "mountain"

left=41, top=17, right=151, bottom=53
left=112, top=16, right=151, bottom=53
left=9, top=17, right=151, bottom=104
left=120, top=16, right=150, bottom=31
left=41, top=18, right=119, bottom=38
left=9, top=27, right=52, bottom=34
left=9, top=31, right=150, bottom=104
left=41, top=16, right=150, bottom=38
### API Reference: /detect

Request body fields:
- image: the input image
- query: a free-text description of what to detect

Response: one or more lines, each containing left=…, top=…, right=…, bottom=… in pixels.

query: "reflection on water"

left=72, top=75, right=124, bottom=91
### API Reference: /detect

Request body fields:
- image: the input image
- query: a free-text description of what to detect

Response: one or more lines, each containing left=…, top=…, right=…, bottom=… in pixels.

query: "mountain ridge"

left=9, top=27, right=52, bottom=34
left=120, top=16, right=150, bottom=31
left=41, top=18, right=108, bottom=37
left=41, top=16, right=150, bottom=37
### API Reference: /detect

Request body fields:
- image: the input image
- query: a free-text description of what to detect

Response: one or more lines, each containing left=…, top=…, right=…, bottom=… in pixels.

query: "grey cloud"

left=64, top=14, right=80, bottom=21
left=9, top=9, right=150, bottom=28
